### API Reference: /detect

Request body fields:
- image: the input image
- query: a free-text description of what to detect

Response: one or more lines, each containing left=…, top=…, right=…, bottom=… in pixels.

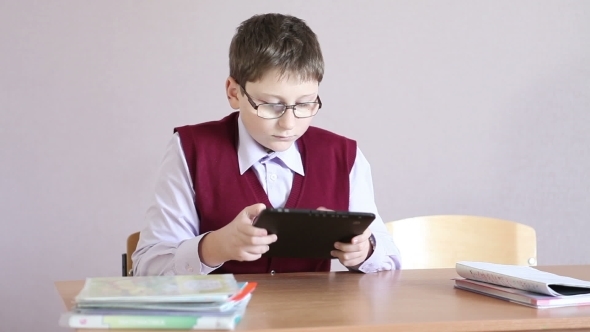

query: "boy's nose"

left=278, top=109, right=296, bottom=130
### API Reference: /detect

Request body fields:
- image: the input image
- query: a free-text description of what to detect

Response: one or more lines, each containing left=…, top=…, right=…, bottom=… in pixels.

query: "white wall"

left=1, top=1, right=589, bottom=331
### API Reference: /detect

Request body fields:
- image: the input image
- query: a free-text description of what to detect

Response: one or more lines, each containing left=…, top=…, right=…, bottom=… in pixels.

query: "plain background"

left=1, top=1, right=589, bottom=331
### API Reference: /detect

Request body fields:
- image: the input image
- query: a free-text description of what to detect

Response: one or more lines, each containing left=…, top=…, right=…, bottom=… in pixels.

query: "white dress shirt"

left=132, top=115, right=401, bottom=275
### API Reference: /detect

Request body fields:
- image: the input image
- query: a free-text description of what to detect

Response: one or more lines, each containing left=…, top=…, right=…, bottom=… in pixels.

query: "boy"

left=132, top=13, right=401, bottom=275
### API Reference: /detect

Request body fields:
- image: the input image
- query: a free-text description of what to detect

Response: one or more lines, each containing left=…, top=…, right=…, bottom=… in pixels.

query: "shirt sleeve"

left=132, top=133, right=221, bottom=276
left=348, top=147, right=402, bottom=272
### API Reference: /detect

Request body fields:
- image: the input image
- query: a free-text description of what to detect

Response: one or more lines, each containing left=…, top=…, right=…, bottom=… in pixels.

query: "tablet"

left=253, top=208, right=375, bottom=259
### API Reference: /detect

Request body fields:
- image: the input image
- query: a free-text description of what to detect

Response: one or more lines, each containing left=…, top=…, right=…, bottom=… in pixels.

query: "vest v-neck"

left=244, top=140, right=306, bottom=208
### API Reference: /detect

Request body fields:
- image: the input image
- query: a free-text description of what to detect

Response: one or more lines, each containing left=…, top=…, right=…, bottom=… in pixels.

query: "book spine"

left=60, top=313, right=238, bottom=330
left=455, top=284, right=541, bottom=308
left=454, top=279, right=536, bottom=305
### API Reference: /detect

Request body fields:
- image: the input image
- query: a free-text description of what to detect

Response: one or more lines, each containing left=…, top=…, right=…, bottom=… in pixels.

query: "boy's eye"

left=266, top=104, right=286, bottom=112
left=296, top=103, right=314, bottom=111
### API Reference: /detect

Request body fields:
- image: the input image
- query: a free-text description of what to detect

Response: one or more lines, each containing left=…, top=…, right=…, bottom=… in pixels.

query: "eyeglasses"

left=240, top=85, right=322, bottom=119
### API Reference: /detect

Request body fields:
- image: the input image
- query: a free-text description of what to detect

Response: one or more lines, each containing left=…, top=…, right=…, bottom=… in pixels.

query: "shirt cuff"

left=174, top=232, right=222, bottom=275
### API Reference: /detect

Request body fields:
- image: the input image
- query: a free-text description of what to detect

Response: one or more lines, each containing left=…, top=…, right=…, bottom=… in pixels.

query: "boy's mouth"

left=272, top=135, right=296, bottom=141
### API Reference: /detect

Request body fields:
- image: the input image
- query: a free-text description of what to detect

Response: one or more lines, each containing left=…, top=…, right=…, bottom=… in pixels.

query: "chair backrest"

left=385, top=215, right=537, bottom=269
left=123, top=232, right=140, bottom=276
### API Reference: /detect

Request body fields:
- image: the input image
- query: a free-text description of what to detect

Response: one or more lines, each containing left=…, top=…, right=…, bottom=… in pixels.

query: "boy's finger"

left=235, top=251, right=262, bottom=262
left=351, top=229, right=372, bottom=244
left=244, top=233, right=277, bottom=245
left=261, top=234, right=278, bottom=244
left=238, top=226, right=278, bottom=242
left=330, top=250, right=343, bottom=260
left=244, top=245, right=271, bottom=255
left=335, top=241, right=365, bottom=253
left=331, top=250, right=363, bottom=263
left=239, top=224, right=268, bottom=237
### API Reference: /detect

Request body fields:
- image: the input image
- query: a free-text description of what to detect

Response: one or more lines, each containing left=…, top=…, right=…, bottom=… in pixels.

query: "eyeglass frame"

left=239, top=85, right=322, bottom=119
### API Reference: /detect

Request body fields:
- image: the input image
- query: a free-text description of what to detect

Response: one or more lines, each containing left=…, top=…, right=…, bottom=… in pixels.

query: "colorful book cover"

left=75, top=283, right=257, bottom=313
left=75, top=274, right=240, bottom=303
left=60, top=294, right=253, bottom=330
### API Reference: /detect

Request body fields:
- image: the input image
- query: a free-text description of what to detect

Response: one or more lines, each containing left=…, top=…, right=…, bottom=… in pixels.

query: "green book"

left=59, top=312, right=243, bottom=330
left=75, top=274, right=240, bottom=304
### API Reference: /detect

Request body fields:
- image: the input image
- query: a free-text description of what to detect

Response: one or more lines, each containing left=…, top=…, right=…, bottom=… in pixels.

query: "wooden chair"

left=385, top=215, right=537, bottom=269
left=121, top=232, right=140, bottom=276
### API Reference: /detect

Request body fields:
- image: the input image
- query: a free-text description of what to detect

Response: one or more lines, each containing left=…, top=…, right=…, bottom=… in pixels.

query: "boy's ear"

left=225, top=77, right=240, bottom=110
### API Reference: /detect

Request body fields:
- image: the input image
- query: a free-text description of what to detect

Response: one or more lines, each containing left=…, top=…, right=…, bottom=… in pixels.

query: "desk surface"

left=55, top=265, right=590, bottom=332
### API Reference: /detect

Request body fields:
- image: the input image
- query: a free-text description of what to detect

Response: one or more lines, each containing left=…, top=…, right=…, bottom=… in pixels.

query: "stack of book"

left=59, top=274, right=256, bottom=330
left=453, top=261, right=590, bottom=309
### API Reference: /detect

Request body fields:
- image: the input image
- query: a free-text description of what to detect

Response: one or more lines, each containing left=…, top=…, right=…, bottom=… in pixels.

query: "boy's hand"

left=317, top=206, right=373, bottom=268
left=200, top=203, right=277, bottom=266
left=331, top=227, right=373, bottom=268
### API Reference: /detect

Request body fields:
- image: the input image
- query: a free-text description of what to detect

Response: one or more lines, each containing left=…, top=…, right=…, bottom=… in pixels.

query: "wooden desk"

left=55, top=266, right=590, bottom=332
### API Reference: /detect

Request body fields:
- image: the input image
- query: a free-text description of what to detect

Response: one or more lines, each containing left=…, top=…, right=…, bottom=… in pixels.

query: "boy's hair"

left=229, top=13, right=324, bottom=86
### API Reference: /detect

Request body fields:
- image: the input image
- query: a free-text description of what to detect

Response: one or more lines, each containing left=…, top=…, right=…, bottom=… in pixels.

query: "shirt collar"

left=237, top=114, right=304, bottom=176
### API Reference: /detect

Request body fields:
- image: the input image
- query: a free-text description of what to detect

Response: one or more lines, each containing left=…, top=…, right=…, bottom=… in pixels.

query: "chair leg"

left=122, top=253, right=128, bottom=276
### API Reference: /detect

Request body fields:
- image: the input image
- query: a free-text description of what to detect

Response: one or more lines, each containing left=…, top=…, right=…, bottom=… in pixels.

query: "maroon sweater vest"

left=174, top=112, right=356, bottom=274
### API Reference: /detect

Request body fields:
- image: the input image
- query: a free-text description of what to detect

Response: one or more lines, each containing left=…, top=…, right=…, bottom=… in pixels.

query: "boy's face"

left=226, top=70, right=319, bottom=152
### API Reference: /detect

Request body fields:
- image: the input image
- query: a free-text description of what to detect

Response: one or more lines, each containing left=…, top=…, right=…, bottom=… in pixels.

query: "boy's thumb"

left=244, top=203, right=267, bottom=222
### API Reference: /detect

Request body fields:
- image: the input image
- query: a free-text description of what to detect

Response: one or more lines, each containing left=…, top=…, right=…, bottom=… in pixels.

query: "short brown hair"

left=229, top=13, right=324, bottom=86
